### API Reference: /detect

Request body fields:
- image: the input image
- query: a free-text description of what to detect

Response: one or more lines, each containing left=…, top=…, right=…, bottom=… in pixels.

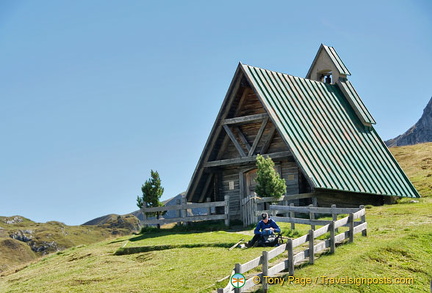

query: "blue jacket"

left=254, top=219, right=280, bottom=235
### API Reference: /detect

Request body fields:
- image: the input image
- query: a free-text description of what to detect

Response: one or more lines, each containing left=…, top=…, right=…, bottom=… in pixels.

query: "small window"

left=318, top=70, right=332, bottom=84
left=287, top=174, right=296, bottom=181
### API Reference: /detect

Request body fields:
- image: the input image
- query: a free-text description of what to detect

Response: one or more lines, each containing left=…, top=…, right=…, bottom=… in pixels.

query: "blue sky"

left=1, top=1, right=431, bottom=225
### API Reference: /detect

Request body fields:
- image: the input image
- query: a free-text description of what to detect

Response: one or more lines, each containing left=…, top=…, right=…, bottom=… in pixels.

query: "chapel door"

left=245, top=169, right=258, bottom=197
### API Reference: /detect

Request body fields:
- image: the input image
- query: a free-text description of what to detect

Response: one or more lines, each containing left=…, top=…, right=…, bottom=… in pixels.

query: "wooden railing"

left=270, top=203, right=367, bottom=233
left=141, top=195, right=230, bottom=227
left=241, top=193, right=314, bottom=226
left=217, top=205, right=367, bottom=293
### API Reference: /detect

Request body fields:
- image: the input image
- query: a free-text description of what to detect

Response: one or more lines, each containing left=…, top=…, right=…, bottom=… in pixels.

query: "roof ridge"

left=242, top=63, right=332, bottom=86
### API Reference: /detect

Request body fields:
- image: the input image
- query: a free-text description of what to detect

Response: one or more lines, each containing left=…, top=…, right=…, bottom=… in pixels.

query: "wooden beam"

left=187, top=73, right=243, bottom=200
left=216, top=88, right=251, bottom=161
left=234, top=126, right=251, bottom=152
left=260, top=125, right=276, bottom=154
left=198, top=173, right=214, bottom=203
left=248, top=117, right=268, bottom=156
left=222, top=113, right=268, bottom=125
left=223, top=125, right=246, bottom=157
left=235, top=88, right=250, bottom=116
left=204, top=151, right=292, bottom=168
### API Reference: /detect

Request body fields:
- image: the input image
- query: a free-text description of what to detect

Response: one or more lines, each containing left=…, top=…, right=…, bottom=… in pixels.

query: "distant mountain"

left=82, top=214, right=140, bottom=232
left=386, top=97, right=432, bottom=147
left=84, top=192, right=210, bottom=227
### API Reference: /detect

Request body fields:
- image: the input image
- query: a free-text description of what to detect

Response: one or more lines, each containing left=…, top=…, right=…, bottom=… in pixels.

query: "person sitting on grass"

left=246, top=213, right=280, bottom=247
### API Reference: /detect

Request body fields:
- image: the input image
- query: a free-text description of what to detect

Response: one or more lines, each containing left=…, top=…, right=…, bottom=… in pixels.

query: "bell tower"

left=306, top=44, right=351, bottom=84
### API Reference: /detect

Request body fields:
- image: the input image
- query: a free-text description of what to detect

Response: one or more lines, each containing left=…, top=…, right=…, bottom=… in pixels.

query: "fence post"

left=331, top=204, right=338, bottom=233
left=247, top=195, right=252, bottom=227
left=349, top=213, right=354, bottom=243
left=206, top=197, right=211, bottom=215
left=287, top=239, right=294, bottom=275
left=308, top=229, right=314, bottom=264
left=181, top=196, right=187, bottom=226
left=243, top=196, right=247, bottom=227
left=312, top=197, right=318, bottom=207
left=360, top=205, right=367, bottom=237
left=250, top=194, right=258, bottom=224
left=142, top=202, right=148, bottom=228
left=309, top=204, right=315, bottom=230
left=224, top=195, right=230, bottom=227
left=330, top=221, right=335, bottom=254
left=289, top=203, right=295, bottom=230
left=262, top=251, right=269, bottom=292
left=176, top=199, right=182, bottom=226
left=234, top=263, right=242, bottom=293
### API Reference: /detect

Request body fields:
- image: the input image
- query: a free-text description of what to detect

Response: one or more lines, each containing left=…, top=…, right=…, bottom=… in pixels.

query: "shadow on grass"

left=126, top=220, right=246, bottom=243
left=114, top=242, right=236, bottom=255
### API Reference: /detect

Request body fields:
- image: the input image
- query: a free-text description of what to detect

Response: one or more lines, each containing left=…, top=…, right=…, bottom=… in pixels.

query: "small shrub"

left=139, top=226, right=160, bottom=234
left=172, top=220, right=227, bottom=232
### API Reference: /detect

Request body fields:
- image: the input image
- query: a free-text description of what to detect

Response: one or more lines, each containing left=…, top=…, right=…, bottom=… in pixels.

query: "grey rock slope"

left=386, top=97, right=432, bottom=147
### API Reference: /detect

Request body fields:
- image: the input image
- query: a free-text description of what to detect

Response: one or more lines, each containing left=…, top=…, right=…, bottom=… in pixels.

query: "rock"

left=9, top=230, right=33, bottom=242
left=386, top=97, right=432, bottom=146
left=4, top=216, right=24, bottom=225
left=30, top=241, right=59, bottom=254
left=82, top=214, right=141, bottom=233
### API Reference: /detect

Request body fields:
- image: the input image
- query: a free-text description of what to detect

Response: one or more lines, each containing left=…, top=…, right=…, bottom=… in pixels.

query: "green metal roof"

left=337, top=80, right=376, bottom=126
left=306, top=44, right=351, bottom=79
left=324, top=45, right=351, bottom=76
left=242, top=64, right=419, bottom=198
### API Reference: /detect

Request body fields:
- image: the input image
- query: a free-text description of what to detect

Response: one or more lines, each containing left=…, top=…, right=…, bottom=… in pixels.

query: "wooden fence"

left=241, top=193, right=314, bottom=226
left=218, top=205, right=367, bottom=293
left=141, top=196, right=230, bottom=227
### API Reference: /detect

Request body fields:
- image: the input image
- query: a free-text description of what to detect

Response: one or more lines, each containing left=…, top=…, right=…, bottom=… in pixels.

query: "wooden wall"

left=314, top=190, right=398, bottom=207
left=279, top=160, right=300, bottom=195
left=220, top=167, right=242, bottom=219
left=216, top=89, right=290, bottom=161
left=217, top=159, right=301, bottom=221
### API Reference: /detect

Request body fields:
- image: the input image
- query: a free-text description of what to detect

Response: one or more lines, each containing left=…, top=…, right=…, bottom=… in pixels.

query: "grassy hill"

left=0, top=215, right=140, bottom=273
left=0, top=143, right=431, bottom=292
left=389, top=142, right=432, bottom=197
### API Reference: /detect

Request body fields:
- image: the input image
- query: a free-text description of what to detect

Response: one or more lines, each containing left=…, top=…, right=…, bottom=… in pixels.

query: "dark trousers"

left=248, top=234, right=261, bottom=247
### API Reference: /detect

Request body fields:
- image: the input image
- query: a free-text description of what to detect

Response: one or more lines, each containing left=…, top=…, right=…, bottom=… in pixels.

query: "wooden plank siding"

left=215, top=159, right=300, bottom=222
left=218, top=118, right=289, bottom=161
left=279, top=161, right=300, bottom=195
left=313, top=190, right=398, bottom=207
left=221, top=167, right=242, bottom=219
left=188, top=83, right=305, bottom=224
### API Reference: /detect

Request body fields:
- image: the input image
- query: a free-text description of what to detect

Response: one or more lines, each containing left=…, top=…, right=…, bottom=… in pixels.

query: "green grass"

left=389, top=142, right=432, bottom=197
left=2, top=199, right=430, bottom=293
left=263, top=197, right=432, bottom=293
left=115, top=230, right=252, bottom=254
left=1, top=143, right=431, bottom=292
left=0, top=216, right=132, bottom=273
left=0, top=231, right=271, bottom=293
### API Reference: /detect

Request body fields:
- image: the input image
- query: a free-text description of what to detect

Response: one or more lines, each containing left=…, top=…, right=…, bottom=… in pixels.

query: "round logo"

left=230, top=273, right=246, bottom=288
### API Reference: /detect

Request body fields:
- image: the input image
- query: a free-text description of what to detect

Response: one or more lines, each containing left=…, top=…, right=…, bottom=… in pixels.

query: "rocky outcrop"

left=386, top=97, right=432, bottom=147
left=9, top=229, right=61, bottom=254
left=82, top=214, right=141, bottom=233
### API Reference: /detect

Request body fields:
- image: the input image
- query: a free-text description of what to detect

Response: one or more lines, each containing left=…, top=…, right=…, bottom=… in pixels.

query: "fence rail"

left=241, top=193, right=315, bottom=226
left=218, top=205, right=367, bottom=293
left=141, top=195, right=230, bottom=227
